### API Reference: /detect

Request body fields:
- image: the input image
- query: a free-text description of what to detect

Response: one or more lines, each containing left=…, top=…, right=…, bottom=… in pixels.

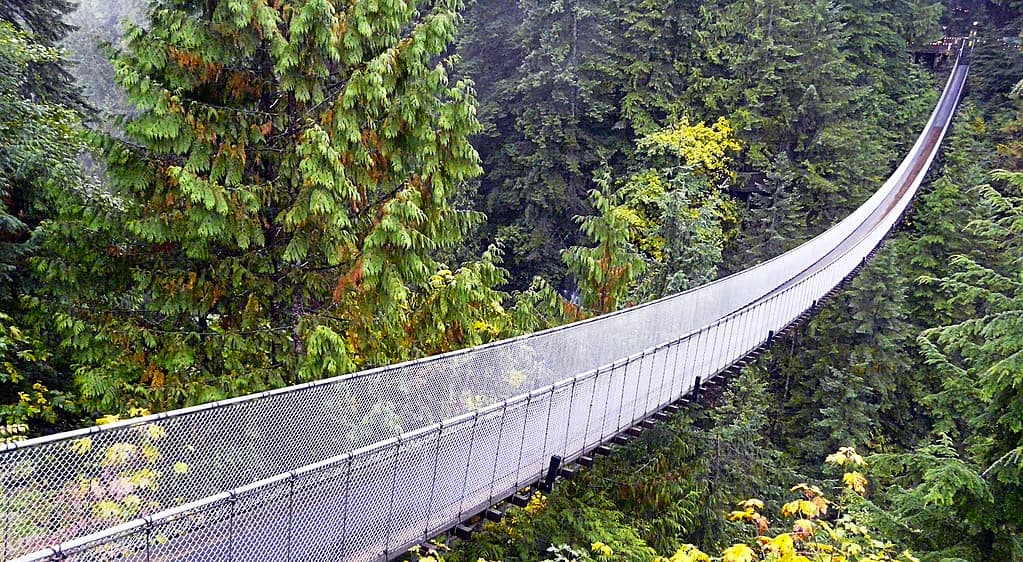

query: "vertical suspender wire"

left=598, top=365, right=615, bottom=440
left=668, top=340, right=683, bottom=405
left=722, top=314, right=737, bottom=373
left=228, top=493, right=236, bottom=562
left=642, top=351, right=657, bottom=420
left=729, top=309, right=745, bottom=370
left=513, top=394, right=533, bottom=491
left=694, top=327, right=710, bottom=391
left=719, top=316, right=735, bottom=376
left=675, top=335, right=692, bottom=400
left=582, top=369, right=598, bottom=454
left=657, top=343, right=672, bottom=411
left=539, top=386, right=556, bottom=465
left=335, top=455, right=353, bottom=560
left=286, top=475, right=295, bottom=562
left=747, top=301, right=761, bottom=354
left=456, top=413, right=481, bottom=523
left=486, top=403, right=508, bottom=508
left=562, top=377, right=578, bottom=459
left=423, top=425, right=444, bottom=540
left=383, top=436, right=404, bottom=557
left=144, top=517, right=152, bottom=562
left=614, top=358, right=630, bottom=433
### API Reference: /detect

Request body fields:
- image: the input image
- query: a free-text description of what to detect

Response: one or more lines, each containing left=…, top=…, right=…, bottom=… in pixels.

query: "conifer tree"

left=38, top=0, right=502, bottom=414
left=613, top=0, right=701, bottom=135
left=912, top=173, right=1023, bottom=560
left=0, top=0, right=84, bottom=109
left=0, top=3, right=85, bottom=431
left=563, top=172, right=645, bottom=316
left=482, top=0, right=621, bottom=288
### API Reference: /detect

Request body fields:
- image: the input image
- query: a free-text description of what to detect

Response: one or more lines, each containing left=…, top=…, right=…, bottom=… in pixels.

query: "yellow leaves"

left=667, top=544, right=710, bottom=562
left=722, top=544, right=756, bottom=562
left=781, top=500, right=821, bottom=519
left=102, top=443, right=138, bottom=467
left=71, top=437, right=93, bottom=456
left=792, top=519, right=814, bottom=540
left=173, top=462, right=190, bottom=475
left=96, top=414, right=121, bottom=426
left=728, top=509, right=755, bottom=522
left=790, top=483, right=824, bottom=498
left=524, top=492, right=547, bottom=515
left=93, top=500, right=123, bottom=520
left=758, top=533, right=795, bottom=559
left=731, top=499, right=771, bottom=534
left=591, top=542, right=614, bottom=559
left=638, top=116, right=743, bottom=180
left=900, top=550, right=921, bottom=562
left=842, top=471, right=868, bottom=495
left=141, top=444, right=161, bottom=463
left=144, top=424, right=167, bottom=440
left=739, top=498, right=764, bottom=511
left=786, top=484, right=829, bottom=519
left=825, top=447, right=866, bottom=468
left=129, top=468, right=160, bottom=490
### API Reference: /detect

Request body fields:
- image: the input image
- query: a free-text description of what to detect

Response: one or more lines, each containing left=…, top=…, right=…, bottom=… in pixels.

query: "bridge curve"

left=2, top=46, right=971, bottom=562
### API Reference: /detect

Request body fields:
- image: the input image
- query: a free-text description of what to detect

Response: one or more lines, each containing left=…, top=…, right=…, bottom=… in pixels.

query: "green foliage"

left=906, top=172, right=1023, bottom=560
left=0, top=14, right=85, bottom=431
left=35, top=0, right=507, bottom=415
left=0, top=0, right=84, bottom=109
left=479, top=0, right=623, bottom=288
left=623, top=116, right=740, bottom=299
left=450, top=491, right=657, bottom=562
left=563, top=173, right=646, bottom=315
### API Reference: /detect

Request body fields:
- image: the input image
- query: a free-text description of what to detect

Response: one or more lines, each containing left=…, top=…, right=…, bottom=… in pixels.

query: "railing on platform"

left=2, top=46, right=970, bottom=562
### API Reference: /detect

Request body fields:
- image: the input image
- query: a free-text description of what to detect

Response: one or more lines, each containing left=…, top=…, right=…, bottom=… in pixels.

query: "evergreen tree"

left=0, top=0, right=84, bottom=109
left=911, top=173, right=1023, bottom=560
left=0, top=5, right=85, bottom=432
left=765, top=244, right=918, bottom=468
left=482, top=0, right=621, bottom=288
left=612, top=0, right=701, bottom=135
left=695, top=368, right=790, bottom=551
left=563, top=170, right=645, bottom=315
left=36, top=0, right=504, bottom=414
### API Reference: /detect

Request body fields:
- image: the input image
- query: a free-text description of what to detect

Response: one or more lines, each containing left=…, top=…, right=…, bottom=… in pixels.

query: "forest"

left=1, top=0, right=1022, bottom=560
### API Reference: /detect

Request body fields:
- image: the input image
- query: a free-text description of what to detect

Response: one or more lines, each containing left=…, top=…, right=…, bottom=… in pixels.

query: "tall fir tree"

left=36, top=0, right=507, bottom=414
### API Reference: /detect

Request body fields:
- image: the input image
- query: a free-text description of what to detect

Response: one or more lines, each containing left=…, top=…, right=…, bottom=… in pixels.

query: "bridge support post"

left=693, top=376, right=702, bottom=402
left=539, top=455, right=563, bottom=493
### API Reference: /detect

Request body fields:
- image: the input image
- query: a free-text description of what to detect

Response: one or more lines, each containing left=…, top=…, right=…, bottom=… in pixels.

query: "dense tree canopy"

left=3, top=0, right=1023, bottom=558
left=36, top=0, right=505, bottom=414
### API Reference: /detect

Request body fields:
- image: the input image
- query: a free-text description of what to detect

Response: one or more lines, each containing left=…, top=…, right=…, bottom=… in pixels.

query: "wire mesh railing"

left=2, top=47, right=969, bottom=562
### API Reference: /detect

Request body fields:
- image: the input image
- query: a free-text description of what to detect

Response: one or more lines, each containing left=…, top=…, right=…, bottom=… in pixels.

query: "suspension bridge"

left=1, top=44, right=971, bottom=562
